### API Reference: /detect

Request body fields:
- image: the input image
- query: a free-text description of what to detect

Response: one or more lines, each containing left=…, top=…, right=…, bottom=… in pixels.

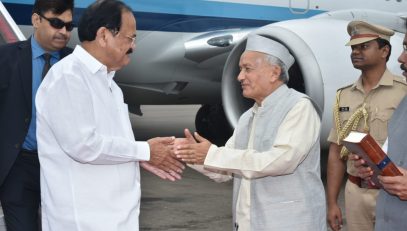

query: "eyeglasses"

left=121, top=34, right=136, bottom=45
left=38, top=13, right=74, bottom=32
left=109, top=29, right=136, bottom=45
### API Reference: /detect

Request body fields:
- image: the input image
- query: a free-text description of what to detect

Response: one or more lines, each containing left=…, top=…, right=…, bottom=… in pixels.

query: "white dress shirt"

left=36, top=45, right=150, bottom=231
left=192, top=98, right=320, bottom=229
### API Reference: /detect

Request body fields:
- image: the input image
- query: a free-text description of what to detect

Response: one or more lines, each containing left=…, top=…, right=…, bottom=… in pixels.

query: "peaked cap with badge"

left=346, top=20, right=394, bottom=46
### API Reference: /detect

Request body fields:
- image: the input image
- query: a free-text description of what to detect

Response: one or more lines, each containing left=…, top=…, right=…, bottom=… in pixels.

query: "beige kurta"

left=198, top=98, right=320, bottom=229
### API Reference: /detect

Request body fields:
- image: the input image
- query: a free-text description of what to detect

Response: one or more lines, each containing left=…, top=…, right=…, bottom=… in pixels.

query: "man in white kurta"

left=207, top=95, right=323, bottom=228
left=176, top=34, right=326, bottom=230
left=36, top=1, right=183, bottom=230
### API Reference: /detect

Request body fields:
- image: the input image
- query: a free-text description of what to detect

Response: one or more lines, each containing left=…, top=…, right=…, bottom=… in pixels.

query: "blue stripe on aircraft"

left=2, top=0, right=323, bottom=20
left=3, top=1, right=323, bottom=32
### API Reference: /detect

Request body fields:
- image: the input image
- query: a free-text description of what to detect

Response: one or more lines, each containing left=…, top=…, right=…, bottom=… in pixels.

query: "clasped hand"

left=141, top=136, right=185, bottom=181
left=141, top=129, right=213, bottom=180
left=173, top=128, right=212, bottom=165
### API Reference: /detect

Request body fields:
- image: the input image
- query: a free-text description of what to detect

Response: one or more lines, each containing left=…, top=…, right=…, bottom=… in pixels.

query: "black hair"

left=376, top=37, right=392, bottom=62
left=32, top=0, right=74, bottom=15
left=78, top=0, right=133, bottom=42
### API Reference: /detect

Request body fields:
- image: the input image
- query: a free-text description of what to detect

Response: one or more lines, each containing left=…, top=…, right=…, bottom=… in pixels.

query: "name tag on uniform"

left=339, top=107, right=349, bottom=112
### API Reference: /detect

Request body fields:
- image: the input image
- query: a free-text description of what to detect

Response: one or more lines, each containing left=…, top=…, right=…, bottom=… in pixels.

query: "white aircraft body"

left=1, top=0, right=407, bottom=148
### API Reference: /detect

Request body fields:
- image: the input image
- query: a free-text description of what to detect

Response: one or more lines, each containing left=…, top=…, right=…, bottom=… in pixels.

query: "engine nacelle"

left=221, top=18, right=404, bottom=149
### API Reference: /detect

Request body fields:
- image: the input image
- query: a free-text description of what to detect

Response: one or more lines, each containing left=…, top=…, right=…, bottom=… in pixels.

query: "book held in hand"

left=342, top=131, right=402, bottom=187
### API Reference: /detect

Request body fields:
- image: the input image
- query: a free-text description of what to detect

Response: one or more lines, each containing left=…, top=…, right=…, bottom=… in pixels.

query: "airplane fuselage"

left=2, top=0, right=407, bottom=147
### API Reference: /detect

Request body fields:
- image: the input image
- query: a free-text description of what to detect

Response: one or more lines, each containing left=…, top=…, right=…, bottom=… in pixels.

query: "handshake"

left=142, top=129, right=213, bottom=181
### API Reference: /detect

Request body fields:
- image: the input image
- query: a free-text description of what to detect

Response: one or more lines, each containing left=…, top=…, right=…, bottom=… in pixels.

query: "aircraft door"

left=289, top=0, right=310, bottom=14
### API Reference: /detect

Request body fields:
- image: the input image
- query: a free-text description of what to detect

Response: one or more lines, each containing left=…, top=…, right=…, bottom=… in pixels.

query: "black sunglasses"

left=38, top=13, right=74, bottom=32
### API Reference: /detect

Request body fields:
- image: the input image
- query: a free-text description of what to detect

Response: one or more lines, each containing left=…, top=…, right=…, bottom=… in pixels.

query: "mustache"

left=401, top=64, right=407, bottom=72
left=351, top=56, right=363, bottom=60
left=126, top=48, right=133, bottom=55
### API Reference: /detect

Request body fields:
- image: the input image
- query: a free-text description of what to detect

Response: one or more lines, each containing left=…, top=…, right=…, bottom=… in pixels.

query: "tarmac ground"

left=140, top=167, right=233, bottom=231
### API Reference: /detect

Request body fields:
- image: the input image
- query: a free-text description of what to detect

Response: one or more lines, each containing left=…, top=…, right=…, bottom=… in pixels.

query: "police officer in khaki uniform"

left=326, top=21, right=407, bottom=231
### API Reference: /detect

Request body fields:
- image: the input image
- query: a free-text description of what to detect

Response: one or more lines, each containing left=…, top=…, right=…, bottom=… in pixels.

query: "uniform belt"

left=348, top=175, right=380, bottom=189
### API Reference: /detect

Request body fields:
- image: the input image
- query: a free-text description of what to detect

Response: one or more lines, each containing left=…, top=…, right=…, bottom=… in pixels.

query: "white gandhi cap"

left=245, top=34, right=295, bottom=69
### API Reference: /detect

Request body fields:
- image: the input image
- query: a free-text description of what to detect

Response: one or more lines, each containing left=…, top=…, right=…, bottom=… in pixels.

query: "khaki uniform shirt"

left=327, top=69, right=407, bottom=175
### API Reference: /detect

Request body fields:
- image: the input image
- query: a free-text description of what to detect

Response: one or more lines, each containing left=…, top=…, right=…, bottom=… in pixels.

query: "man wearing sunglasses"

left=0, top=0, right=74, bottom=231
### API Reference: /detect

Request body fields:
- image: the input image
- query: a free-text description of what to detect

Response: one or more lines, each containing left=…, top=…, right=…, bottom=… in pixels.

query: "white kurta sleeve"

left=188, top=164, right=233, bottom=183
left=36, top=72, right=149, bottom=164
left=203, top=98, right=320, bottom=178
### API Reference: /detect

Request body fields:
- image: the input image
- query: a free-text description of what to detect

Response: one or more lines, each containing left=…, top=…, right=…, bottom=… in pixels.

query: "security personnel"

left=326, top=21, right=407, bottom=231
left=0, top=1, right=73, bottom=230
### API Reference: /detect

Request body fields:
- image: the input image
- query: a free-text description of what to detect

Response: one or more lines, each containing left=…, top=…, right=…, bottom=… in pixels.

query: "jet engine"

left=221, top=18, right=405, bottom=149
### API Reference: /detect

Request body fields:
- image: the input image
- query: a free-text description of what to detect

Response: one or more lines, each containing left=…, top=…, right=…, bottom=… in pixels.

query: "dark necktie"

left=42, top=53, right=51, bottom=79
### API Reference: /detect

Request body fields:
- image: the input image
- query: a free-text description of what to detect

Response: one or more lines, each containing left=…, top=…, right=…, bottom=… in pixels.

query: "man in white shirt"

left=175, top=34, right=326, bottom=230
left=35, top=1, right=184, bottom=230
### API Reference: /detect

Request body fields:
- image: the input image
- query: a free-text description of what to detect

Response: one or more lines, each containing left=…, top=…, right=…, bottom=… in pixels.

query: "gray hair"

left=263, top=54, right=289, bottom=83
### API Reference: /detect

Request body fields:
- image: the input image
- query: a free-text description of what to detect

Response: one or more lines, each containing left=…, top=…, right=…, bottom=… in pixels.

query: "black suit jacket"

left=0, top=38, right=72, bottom=186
